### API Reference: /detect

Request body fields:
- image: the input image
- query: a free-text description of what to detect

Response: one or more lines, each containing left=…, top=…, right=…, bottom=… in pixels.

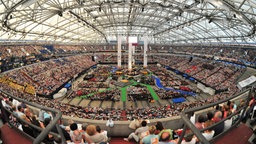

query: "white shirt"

left=1, top=100, right=11, bottom=109
left=224, top=119, right=232, bottom=131
left=12, top=99, right=20, bottom=109
left=190, top=114, right=196, bottom=125
left=135, top=126, right=149, bottom=138
left=202, top=131, right=215, bottom=141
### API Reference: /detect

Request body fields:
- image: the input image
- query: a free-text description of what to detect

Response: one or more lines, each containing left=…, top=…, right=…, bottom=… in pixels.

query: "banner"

left=25, top=83, right=36, bottom=95
left=0, top=76, right=35, bottom=95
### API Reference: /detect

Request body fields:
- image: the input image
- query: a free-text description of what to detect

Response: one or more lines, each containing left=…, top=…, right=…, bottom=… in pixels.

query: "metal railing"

left=0, top=90, right=66, bottom=144
left=178, top=87, right=254, bottom=144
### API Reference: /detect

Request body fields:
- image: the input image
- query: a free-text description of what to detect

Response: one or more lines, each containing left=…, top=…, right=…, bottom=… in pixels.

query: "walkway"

left=121, top=87, right=127, bottom=102
left=140, top=83, right=159, bottom=101
left=152, top=76, right=196, bottom=96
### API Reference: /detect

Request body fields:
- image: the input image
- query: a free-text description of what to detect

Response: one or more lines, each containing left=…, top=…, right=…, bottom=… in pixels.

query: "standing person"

left=106, top=118, right=114, bottom=127
left=124, top=120, right=149, bottom=143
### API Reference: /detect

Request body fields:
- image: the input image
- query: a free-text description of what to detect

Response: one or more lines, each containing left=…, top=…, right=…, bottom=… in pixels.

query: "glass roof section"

left=0, top=0, right=255, bottom=45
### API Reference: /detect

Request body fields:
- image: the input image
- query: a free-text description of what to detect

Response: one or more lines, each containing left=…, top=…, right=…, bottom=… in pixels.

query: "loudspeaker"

left=92, top=56, right=95, bottom=61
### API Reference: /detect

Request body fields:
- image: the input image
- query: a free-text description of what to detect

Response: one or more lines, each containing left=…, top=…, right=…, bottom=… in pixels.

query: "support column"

left=132, top=45, right=135, bottom=65
left=117, top=36, right=122, bottom=68
left=143, top=35, right=148, bottom=68
left=128, top=42, right=132, bottom=71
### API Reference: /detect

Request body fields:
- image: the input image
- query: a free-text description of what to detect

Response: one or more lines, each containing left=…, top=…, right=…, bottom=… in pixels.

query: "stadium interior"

left=0, top=0, right=256, bottom=144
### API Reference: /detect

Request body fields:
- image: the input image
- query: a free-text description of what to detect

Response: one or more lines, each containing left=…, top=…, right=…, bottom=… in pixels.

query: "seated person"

left=85, top=124, right=108, bottom=143
left=158, top=128, right=174, bottom=141
left=159, top=132, right=176, bottom=144
left=20, top=114, right=34, bottom=137
left=129, top=117, right=142, bottom=130
left=140, top=125, right=158, bottom=144
left=155, top=121, right=164, bottom=135
left=201, top=121, right=215, bottom=141
left=195, top=115, right=205, bottom=130
left=124, top=120, right=149, bottom=142
left=224, top=111, right=233, bottom=131
left=96, top=125, right=108, bottom=137
left=211, top=111, right=224, bottom=137
left=181, top=131, right=196, bottom=144
left=44, top=118, right=72, bottom=143
left=72, top=129, right=84, bottom=144
left=70, top=123, right=84, bottom=143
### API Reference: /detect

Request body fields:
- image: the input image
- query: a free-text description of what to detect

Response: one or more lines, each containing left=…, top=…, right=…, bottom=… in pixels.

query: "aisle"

left=154, top=76, right=164, bottom=88
left=152, top=76, right=196, bottom=96
left=109, top=137, right=136, bottom=144
left=121, top=87, right=127, bottom=102
left=140, top=83, right=159, bottom=101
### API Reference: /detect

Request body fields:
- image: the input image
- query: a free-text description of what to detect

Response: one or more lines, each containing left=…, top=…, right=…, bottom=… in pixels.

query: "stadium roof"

left=0, top=0, right=256, bottom=45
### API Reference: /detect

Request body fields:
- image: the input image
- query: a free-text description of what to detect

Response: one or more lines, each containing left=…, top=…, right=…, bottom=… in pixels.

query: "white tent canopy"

left=237, top=75, right=256, bottom=90
left=53, top=88, right=67, bottom=99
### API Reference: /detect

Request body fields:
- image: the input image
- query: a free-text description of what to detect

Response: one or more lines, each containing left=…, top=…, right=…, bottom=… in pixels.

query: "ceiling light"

left=155, top=0, right=162, bottom=3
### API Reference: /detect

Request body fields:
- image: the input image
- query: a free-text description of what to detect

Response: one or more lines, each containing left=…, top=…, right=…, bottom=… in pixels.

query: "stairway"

left=121, top=110, right=127, bottom=121
left=123, top=101, right=126, bottom=110
left=99, top=100, right=104, bottom=108
left=156, top=100, right=162, bottom=106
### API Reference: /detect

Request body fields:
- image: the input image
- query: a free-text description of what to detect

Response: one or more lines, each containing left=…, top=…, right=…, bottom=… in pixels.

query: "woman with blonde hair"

left=141, top=125, right=159, bottom=144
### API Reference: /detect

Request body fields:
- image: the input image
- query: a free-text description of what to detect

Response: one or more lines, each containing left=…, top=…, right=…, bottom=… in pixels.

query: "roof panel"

left=0, top=0, right=255, bottom=45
